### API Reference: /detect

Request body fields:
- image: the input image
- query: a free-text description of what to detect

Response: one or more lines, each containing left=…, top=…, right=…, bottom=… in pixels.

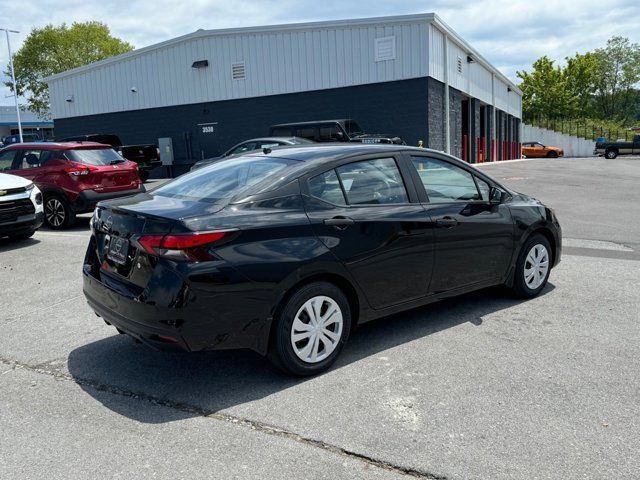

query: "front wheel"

left=511, top=234, right=552, bottom=298
left=268, top=282, right=351, bottom=376
left=546, top=151, right=558, bottom=158
left=605, top=149, right=618, bottom=159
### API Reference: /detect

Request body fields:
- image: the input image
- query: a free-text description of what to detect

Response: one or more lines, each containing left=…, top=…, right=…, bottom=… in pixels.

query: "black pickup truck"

left=56, top=133, right=160, bottom=181
left=594, top=134, right=640, bottom=159
left=269, top=119, right=405, bottom=145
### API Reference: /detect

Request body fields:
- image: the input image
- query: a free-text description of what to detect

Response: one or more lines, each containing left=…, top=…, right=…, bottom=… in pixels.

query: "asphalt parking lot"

left=1, top=157, right=639, bottom=479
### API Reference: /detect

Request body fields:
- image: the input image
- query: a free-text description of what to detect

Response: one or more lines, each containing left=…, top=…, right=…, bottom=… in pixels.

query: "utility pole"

left=1, top=28, right=23, bottom=143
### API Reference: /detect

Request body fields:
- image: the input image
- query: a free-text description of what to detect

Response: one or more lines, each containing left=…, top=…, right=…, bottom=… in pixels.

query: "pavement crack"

left=0, top=355, right=447, bottom=479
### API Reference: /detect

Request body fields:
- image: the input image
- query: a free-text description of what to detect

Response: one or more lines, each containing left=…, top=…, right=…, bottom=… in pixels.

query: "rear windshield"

left=66, top=148, right=125, bottom=165
left=154, top=156, right=296, bottom=203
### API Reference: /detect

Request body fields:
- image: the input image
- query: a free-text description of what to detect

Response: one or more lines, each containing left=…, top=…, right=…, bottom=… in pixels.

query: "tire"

left=44, top=194, right=75, bottom=229
left=605, top=148, right=618, bottom=159
left=9, top=229, right=35, bottom=240
left=546, top=151, right=558, bottom=158
left=511, top=234, right=552, bottom=298
left=268, top=282, right=351, bottom=376
left=139, top=170, right=150, bottom=182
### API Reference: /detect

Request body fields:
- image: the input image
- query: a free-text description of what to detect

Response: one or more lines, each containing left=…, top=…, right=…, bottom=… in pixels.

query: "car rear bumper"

left=72, top=185, right=146, bottom=213
left=138, top=160, right=162, bottom=171
left=83, top=267, right=192, bottom=351
left=0, top=211, right=44, bottom=236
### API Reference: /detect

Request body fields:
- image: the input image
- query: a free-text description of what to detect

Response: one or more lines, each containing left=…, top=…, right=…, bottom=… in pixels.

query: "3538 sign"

left=198, top=122, right=218, bottom=134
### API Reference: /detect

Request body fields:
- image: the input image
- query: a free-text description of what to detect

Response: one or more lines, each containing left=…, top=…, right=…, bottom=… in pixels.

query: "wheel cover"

left=606, top=151, right=615, bottom=158
left=291, top=295, right=343, bottom=364
left=524, top=244, right=550, bottom=290
left=45, top=198, right=65, bottom=227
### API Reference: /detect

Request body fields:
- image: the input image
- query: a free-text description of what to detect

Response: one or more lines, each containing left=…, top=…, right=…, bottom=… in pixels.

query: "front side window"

left=155, top=156, right=296, bottom=203
left=0, top=150, right=16, bottom=171
left=336, top=158, right=408, bottom=205
left=318, top=125, right=342, bottom=141
left=410, top=157, right=481, bottom=203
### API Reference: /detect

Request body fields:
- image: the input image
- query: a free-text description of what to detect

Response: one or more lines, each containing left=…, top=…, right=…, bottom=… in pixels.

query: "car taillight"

left=65, top=163, right=99, bottom=176
left=133, top=231, right=231, bottom=261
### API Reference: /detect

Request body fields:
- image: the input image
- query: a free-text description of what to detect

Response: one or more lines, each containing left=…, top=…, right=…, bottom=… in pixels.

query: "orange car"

left=522, top=142, right=564, bottom=158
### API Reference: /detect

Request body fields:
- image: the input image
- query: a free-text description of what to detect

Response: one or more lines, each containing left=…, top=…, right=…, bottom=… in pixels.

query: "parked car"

left=594, top=134, right=640, bottom=159
left=191, top=137, right=314, bottom=171
left=0, top=142, right=144, bottom=229
left=56, top=134, right=161, bottom=182
left=1, top=133, right=42, bottom=146
left=0, top=172, right=44, bottom=239
left=522, top=142, right=564, bottom=158
left=83, top=144, right=561, bottom=376
left=269, top=119, right=405, bottom=145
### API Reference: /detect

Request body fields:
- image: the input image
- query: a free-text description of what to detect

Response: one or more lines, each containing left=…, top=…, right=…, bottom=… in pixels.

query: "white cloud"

left=1, top=0, right=638, bottom=108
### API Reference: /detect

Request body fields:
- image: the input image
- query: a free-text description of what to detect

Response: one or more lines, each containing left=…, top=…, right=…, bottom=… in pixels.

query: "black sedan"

left=83, top=144, right=561, bottom=376
left=190, top=136, right=313, bottom=171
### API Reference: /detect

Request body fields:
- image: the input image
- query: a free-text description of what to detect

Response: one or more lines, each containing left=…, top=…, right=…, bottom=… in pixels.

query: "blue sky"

left=1, top=0, right=639, bottom=108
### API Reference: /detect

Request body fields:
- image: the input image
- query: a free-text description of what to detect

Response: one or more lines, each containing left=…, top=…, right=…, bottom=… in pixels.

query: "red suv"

left=0, top=142, right=144, bottom=229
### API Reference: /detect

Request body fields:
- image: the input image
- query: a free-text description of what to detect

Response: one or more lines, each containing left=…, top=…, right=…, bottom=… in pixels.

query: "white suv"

left=0, top=173, right=44, bottom=240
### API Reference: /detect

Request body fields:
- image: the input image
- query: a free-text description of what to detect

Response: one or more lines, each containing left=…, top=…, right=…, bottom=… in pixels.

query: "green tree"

left=517, top=56, right=576, bottom=122
left=592, top=36, right=640, bottom=122
left=5, top=22, right=133, bottom=119
left=564, top=51, right=598, bottom=117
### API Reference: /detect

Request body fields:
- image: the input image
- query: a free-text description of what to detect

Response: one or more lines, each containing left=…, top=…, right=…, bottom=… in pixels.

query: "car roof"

left=3, top=141, right=112, bottom=151
left=270, top=119, right=352, bottom=128
left=241, top=143, right=445, bottom=166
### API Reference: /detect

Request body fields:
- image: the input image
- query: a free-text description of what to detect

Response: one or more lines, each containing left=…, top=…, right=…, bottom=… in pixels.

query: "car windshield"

left=66, top=148, right=125, bottom=165
left=344, top=121, right=364, bottom=138
left=154, top=156, right=296, bottom=203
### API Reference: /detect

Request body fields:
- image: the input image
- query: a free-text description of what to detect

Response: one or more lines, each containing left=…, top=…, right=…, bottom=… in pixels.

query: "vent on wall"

left=374, top=36, right=396, bottom=62
left=456, top=56, right=463, bottom=74
left=232, top=62, right=246, bottom=80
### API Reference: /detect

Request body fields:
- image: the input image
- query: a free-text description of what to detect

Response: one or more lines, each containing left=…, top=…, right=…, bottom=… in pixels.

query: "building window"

left=374, top=36, right=396, bottom=62
left=232, top=62, right=246, bottom=80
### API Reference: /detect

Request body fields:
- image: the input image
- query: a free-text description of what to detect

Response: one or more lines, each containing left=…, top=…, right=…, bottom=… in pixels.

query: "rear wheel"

left=511, top=234, right=552, bottom=298
left=139, top=170, right=150, bottom=182
left=44, top=194, right=75, bottom=229
left=605, top=148, right=618, bottom=159
left=268, top=282, right=351, bottom=376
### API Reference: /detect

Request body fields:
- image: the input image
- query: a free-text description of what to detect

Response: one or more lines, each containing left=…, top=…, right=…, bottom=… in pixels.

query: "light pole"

left=1, top=28, right=22, bottom=143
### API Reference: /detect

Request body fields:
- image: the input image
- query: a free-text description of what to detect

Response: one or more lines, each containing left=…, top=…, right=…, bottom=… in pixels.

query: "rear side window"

left=155, top=156, right=296, bottom=203
left=308, top=170, right=347, bottom=206
left=294, top=127, right=316, bottom=140
left=66, top=148, right=124, bottom=166
left=270, top=127, right=291, bottom=137
left=410, top=157, right=481, bottom=203
left=335, top=158, right=408, bottom=205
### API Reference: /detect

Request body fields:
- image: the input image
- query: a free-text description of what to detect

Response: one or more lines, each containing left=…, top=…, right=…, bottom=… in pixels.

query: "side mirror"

left=334, top=131, right=345, bottom=141
left=489, top=187, right=504, bottom=205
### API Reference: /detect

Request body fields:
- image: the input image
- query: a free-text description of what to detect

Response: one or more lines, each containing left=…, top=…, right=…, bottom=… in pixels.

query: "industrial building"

left=0, top=106, right=54, bottom=142
left=45, top=13, right=522, bottom=173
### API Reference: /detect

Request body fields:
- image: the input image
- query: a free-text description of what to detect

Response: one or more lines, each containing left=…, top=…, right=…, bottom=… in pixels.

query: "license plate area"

left=106, top=235, right=130, bottom=265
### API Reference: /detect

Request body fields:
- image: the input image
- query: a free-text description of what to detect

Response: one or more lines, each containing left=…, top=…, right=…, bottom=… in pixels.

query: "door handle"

left=323, top=216, right=355, bottom=229
left=435, top=216, right=458, bottom=228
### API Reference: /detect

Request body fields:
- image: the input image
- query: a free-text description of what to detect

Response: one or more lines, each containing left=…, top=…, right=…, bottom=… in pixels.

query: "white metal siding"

left=49, top=22, right=429, bottom=119
left=428, top=25, right=444, bottom=82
